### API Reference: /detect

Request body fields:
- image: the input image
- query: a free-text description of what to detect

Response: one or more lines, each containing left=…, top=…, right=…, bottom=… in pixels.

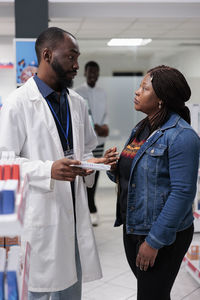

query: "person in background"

left=106, top=65, right=200, bottom=300
left=0, top=27, right=117, bottom=300
left=75, top=61, right=109, bottom=226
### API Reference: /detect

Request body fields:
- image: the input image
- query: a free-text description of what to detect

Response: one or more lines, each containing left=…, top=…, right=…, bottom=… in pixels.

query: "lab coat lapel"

left=67, top=93, right=81, bottom=160
left=27, top=78, right=64, bottom=157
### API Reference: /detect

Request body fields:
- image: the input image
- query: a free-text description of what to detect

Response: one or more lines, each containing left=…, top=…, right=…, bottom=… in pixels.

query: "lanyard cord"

left=46, top=94, right=70, bottom=148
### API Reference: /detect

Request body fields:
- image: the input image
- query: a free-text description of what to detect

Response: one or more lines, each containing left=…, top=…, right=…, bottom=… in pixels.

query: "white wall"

left=0, top=37, right=16, bottom=103
left=149, top=48, right=200, bottom=103
left=76, top=52, right=150, bottom=77
left=162, top=49, right=200, bottom=77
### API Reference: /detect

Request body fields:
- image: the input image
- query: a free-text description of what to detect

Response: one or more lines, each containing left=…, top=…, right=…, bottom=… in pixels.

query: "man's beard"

left=51, top=58, right=73, bottom=90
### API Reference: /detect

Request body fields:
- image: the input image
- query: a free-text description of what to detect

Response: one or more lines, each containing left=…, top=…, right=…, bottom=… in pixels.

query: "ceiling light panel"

left=107, top=38, right=152, bottom=46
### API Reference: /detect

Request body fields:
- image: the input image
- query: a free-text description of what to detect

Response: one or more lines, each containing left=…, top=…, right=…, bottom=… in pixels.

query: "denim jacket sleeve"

left=146, top=128, right=200, bottom=249
left=107, top=170, right=117, bottom=183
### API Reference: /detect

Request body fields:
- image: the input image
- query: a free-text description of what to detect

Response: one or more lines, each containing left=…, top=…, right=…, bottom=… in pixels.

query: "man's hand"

left=51, top=158, right=88, bottom=181
left=136, top=241, right=158, bottom=271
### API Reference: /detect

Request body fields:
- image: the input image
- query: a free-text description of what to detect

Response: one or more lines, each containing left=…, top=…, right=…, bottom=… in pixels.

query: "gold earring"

left=158, top=101, right=162, bottom=109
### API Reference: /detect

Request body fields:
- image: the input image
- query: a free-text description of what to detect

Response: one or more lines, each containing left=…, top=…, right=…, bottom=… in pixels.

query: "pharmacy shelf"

left=0, top=62, right=14, bottom=69
left=194, top=210, right=200, bottom=233
left=185, top=211, right=200, bottom=284
left=20, top=242, right=31, bottom=300
left=194, top=210, right=200, bottom=220
left=1, top=242, right=31, bottom=300
left=183, top=256, right=200, bottom=285
left=0, top=176, right=28, bottom=235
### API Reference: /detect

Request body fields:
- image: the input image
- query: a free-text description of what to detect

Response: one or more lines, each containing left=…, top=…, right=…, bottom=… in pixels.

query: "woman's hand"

left=104, top=147, right=119, bottom=171
left=87, top=147, right=119, bottom=170
left=136, top=241, right=158, bottom=271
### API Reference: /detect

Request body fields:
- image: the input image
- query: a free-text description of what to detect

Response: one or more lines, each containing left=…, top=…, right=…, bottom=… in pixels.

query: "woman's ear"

left=158, top=100, right=163, bottom=109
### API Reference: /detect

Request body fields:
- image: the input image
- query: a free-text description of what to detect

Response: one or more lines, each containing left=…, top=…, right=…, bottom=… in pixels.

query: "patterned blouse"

left=118, top=125, right=150, bottom=224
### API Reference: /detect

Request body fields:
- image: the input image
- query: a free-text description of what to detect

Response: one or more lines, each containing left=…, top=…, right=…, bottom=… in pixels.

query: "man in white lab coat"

left=75, top=61, right=109, bottom=227
left=0, top=27, right=114, bottom=299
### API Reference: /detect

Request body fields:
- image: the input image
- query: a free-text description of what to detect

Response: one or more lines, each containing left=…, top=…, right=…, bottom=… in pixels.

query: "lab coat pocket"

left=27, top=189, right=58, bottom=227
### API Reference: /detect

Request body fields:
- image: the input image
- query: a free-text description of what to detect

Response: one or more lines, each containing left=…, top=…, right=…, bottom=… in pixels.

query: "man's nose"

left=73, top=60, right=79, bottom=70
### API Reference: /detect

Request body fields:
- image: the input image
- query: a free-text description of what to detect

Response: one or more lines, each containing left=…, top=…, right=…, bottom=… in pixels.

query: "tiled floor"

left=82, top=187, right=200, bottom=300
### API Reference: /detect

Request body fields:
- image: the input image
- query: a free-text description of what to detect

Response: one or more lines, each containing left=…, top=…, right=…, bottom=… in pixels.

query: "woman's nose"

left=135, top=89, right=139, bottom=96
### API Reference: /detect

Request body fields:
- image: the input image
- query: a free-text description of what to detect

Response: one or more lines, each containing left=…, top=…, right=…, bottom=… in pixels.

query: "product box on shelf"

left=0, top=237, right=4, bottom=248
left=186, top=245, right=200, bottom=260
left=184, top=242, right=200, bottom=285
left=0, top=244, right=31, bottom=300
left=5, top=236, right=21, bottom=258
left=0, top=151, right=31, bottom=298
left=0, top=248, right=6, bottom=300
left=0, top=151, right=29, bottom=236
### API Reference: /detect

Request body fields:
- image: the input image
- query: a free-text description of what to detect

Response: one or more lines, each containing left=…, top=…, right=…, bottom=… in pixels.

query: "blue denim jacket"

left=108, top=113, right=200, bottom=249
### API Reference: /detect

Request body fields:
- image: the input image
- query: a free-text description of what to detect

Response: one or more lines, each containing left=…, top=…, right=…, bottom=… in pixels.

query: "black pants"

left=123, top=224, right=194, bottom=300
left=87, top=144, right=104, bottom=213
left=87, top=170, right=100, bottom=213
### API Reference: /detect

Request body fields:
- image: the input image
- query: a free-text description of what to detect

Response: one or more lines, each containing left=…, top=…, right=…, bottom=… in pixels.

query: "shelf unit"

left=184, top=210, right=200, bottom=285
left=0, top=170, right=30, bottom=299
left=183, top=256, right=200, bottom=285
left=0, top=176, right=28, bottom=236
left=0, top=63, right=14, bottom=69
left=194, top=210, right=200, bottom=232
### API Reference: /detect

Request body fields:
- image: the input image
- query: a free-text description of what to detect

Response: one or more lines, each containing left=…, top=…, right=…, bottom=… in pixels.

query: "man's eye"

left=68, top=56, right=73, bottom=60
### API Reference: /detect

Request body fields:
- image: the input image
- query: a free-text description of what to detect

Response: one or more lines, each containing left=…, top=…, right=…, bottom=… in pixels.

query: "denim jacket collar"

left=128, top=112, right=181, bottom=178
left=160, top=112, right=181, bottom=131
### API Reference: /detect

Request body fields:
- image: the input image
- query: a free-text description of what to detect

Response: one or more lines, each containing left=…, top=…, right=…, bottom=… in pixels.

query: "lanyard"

left=46, top=94, right=70, bottom=150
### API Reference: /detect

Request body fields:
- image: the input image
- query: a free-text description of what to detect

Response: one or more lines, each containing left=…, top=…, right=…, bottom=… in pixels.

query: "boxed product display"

left=0, top=157, right=20, bottom=215
left=186, top=245, right=200, bottom=260
left=0, top=151, right=30, bottom=298
left=0, top=237, right=4, bottom=248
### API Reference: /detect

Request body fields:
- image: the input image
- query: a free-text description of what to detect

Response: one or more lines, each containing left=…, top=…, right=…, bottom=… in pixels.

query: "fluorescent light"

left=107, top=38, right=152, bottom=46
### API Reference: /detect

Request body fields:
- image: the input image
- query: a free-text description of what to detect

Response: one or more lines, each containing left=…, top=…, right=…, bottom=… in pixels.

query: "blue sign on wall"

left=15, top=39, right=38, bottom=85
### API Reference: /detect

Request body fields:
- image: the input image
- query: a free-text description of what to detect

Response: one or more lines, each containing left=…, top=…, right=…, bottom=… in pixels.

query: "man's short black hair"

left=84, top=61, right=100, bottom=72
left=35, top=27, right=76, bottom=65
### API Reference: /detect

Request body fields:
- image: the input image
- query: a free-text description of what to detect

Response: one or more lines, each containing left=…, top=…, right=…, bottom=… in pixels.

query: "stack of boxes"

left=186, top=245, right=200, bottom=261
left=186, top=244, right=200, bottom=271
left=0, top=152, right=21, bottom=299
left=0, top=164, right=20, bottom=215
left=0, top=155, right=21, bottom=255
left=0, top=246, right=20, bottom=300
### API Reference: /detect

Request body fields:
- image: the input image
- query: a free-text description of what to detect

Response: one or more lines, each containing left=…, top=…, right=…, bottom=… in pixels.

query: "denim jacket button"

left=132, top=183, right=136, bottom=188
left=130, top=206, right=134, bottom=211
left=151, top=149, right=154, bottom=154
left=130, top=228, right=134, bottom=232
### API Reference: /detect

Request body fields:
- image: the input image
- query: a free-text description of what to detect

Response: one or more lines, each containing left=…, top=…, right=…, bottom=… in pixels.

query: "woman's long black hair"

left=135, top=65, right=191, bottom=140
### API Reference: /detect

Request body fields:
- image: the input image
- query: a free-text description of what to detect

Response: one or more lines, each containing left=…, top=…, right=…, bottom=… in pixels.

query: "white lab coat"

left=0, top=77, right=102, bottom=292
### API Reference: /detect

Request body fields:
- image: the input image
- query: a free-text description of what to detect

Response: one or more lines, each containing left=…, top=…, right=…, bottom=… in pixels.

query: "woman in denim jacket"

left=106, top=65, right=200, bottom=300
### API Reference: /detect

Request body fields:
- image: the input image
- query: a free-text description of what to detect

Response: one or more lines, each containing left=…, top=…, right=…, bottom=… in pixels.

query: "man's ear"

left=43, top=48, right=52, bottom=63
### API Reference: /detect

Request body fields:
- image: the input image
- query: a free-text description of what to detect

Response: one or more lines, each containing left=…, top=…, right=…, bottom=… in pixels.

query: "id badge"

left=64, top=148, right=74, bottom=159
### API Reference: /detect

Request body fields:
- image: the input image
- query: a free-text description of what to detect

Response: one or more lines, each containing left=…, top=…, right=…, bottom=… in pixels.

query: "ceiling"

left=0, top=0, right=200, bottom=59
